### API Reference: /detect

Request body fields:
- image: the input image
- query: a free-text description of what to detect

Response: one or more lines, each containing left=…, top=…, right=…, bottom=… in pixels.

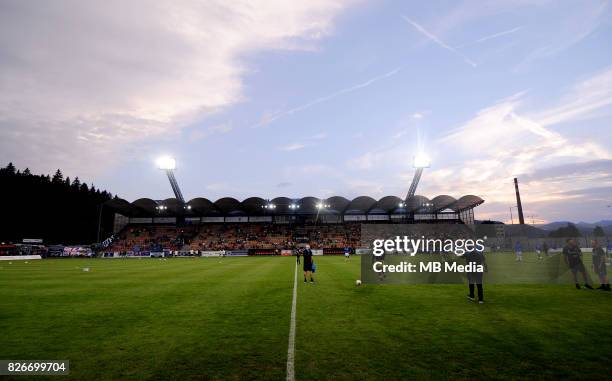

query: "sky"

left=1, top=0, right=611, bottom=223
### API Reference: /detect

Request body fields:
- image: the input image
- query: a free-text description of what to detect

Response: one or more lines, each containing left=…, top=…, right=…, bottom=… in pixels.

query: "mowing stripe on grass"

left=286, top=262, right=297, bottom=381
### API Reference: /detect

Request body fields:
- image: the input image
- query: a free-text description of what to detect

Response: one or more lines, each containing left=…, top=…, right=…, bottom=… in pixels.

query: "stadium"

left=102, top=193, right=484, bottom=255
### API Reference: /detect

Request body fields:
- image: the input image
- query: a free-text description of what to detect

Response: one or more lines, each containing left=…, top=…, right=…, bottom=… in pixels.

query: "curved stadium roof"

left=105, top=195, right=484, bottom=217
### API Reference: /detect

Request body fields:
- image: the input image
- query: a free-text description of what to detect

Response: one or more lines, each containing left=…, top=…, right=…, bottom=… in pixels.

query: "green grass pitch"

left=0, top=255, right=610, bottom=380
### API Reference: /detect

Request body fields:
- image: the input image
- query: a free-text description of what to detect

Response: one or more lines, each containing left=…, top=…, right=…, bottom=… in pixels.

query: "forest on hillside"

left=0, top=163, right=116, bottom=244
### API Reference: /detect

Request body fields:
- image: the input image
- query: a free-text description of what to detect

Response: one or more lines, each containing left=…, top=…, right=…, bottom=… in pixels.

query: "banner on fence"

left=201, top=251, right=224, bottom=257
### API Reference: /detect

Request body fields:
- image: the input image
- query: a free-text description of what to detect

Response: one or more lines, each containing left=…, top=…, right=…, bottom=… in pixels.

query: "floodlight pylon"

left=165, top=169, right=185, bottom=203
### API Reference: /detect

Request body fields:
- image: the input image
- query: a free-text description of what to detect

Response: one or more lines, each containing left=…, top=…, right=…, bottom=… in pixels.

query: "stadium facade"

left=106, top=194, right=484, bottom=233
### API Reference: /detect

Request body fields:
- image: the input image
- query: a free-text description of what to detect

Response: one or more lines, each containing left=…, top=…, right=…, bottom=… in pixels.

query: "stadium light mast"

left=156, top=156, right=185, bottom=203
left=406, top=153, right=430, bottom=199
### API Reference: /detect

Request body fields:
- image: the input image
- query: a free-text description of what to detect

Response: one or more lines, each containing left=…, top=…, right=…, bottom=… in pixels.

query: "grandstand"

left=105, top=195, right=484, bottom=254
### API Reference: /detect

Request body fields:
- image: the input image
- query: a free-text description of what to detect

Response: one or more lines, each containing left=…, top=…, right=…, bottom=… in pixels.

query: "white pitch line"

left=286, top=262, right=298, bottom=381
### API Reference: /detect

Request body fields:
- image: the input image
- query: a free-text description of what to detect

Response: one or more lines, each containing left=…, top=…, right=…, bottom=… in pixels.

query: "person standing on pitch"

left=515, top=241, right=523, bottom=262
left=563, top=238, right=593, bottom=290
left=303, top=245, right=314, bottom=283
left=535, top=242, right=543, bottom=260
left=464, top=250, right=487, bottom=304
left=592, top=240, right=610, bottom=291
left=296, top=248, right=301, bottom=265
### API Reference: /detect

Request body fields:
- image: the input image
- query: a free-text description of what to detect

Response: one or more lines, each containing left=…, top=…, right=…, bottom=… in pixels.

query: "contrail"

left=251, top=67, right=402, bottom=128
left=401, top=15, right=477, bottom=68
left=456, top=26, right=524, bottom=48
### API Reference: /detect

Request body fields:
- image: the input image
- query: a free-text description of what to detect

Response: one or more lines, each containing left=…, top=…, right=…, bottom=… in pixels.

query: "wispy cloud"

left=531, top=66, right=612, bottom=126
left=280, top=143, right=306, bottom=151
left=513, top=1, right=608, bottom=72
left=432, top=89, right=611, bottom=209
left=401, top=15, right=477, bottom=68
left=251, top=67, right=402, bottom=128
left=456, top=26, right=524, bottom=48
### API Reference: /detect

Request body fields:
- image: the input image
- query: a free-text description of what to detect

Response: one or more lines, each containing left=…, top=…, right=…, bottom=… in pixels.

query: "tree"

left=52, top=169, right=64, bottom=184
left=5, top=162, right=16, bottom=175
left=593, top=226, right=605, bottom=237
left=0, top=164, right=114, bottom=244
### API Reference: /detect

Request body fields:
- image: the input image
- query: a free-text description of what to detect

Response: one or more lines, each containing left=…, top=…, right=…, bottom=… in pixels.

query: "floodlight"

left=156, top=156, right=176, bottom=170
left=316, top=203, right=323, bottom=209
left=155, top=156, right=185, bottom=202
left=413, top=153, right=430, bottom=168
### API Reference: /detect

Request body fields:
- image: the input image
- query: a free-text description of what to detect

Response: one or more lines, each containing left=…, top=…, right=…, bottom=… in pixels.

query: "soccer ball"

left=355, top=279, right=362, bottom=286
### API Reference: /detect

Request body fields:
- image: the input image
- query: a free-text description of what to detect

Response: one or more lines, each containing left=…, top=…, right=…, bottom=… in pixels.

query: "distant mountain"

left=536, top=220, right=612, bottom=235
left=537, top=221, right=573, bottom=231
left=577, top=220, right=612, bottom=228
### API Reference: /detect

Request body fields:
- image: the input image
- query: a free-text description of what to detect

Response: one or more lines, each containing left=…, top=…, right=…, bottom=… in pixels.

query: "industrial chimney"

left=513, top=177, right=525, bottom=225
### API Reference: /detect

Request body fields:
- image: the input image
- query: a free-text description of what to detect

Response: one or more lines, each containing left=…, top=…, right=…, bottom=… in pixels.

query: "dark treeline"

left=0, top=162, right=115, bottom=244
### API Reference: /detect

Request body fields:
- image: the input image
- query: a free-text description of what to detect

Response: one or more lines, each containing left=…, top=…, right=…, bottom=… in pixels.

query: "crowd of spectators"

left=110, top=226, right=198, bottom=253
left=109, top=223, right=362, bottom=252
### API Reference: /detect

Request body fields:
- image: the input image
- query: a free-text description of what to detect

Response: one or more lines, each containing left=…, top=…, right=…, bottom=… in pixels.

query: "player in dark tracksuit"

left=296, top=249, right=301, bottom=264
left=303, top=246, right=314, bottom=283
left=563, top=238, right=593, bottom=290
left=592, top=240, right=610, bottom=291
left=464, top=250, right=486, bottom=304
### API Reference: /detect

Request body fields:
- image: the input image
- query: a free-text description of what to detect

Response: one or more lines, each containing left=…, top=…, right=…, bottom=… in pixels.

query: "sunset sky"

left=1, top=0, right=611, bottom=222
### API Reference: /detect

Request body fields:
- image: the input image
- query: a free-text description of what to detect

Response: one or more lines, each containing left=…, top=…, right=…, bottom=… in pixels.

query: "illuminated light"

left=156, top=156, right=176, bottom=170
left=413, top=153, right=430, bottom=168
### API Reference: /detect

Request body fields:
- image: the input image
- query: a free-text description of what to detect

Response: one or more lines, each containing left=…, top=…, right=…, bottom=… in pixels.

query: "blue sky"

left=1, top=0, right=611, bottom=222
